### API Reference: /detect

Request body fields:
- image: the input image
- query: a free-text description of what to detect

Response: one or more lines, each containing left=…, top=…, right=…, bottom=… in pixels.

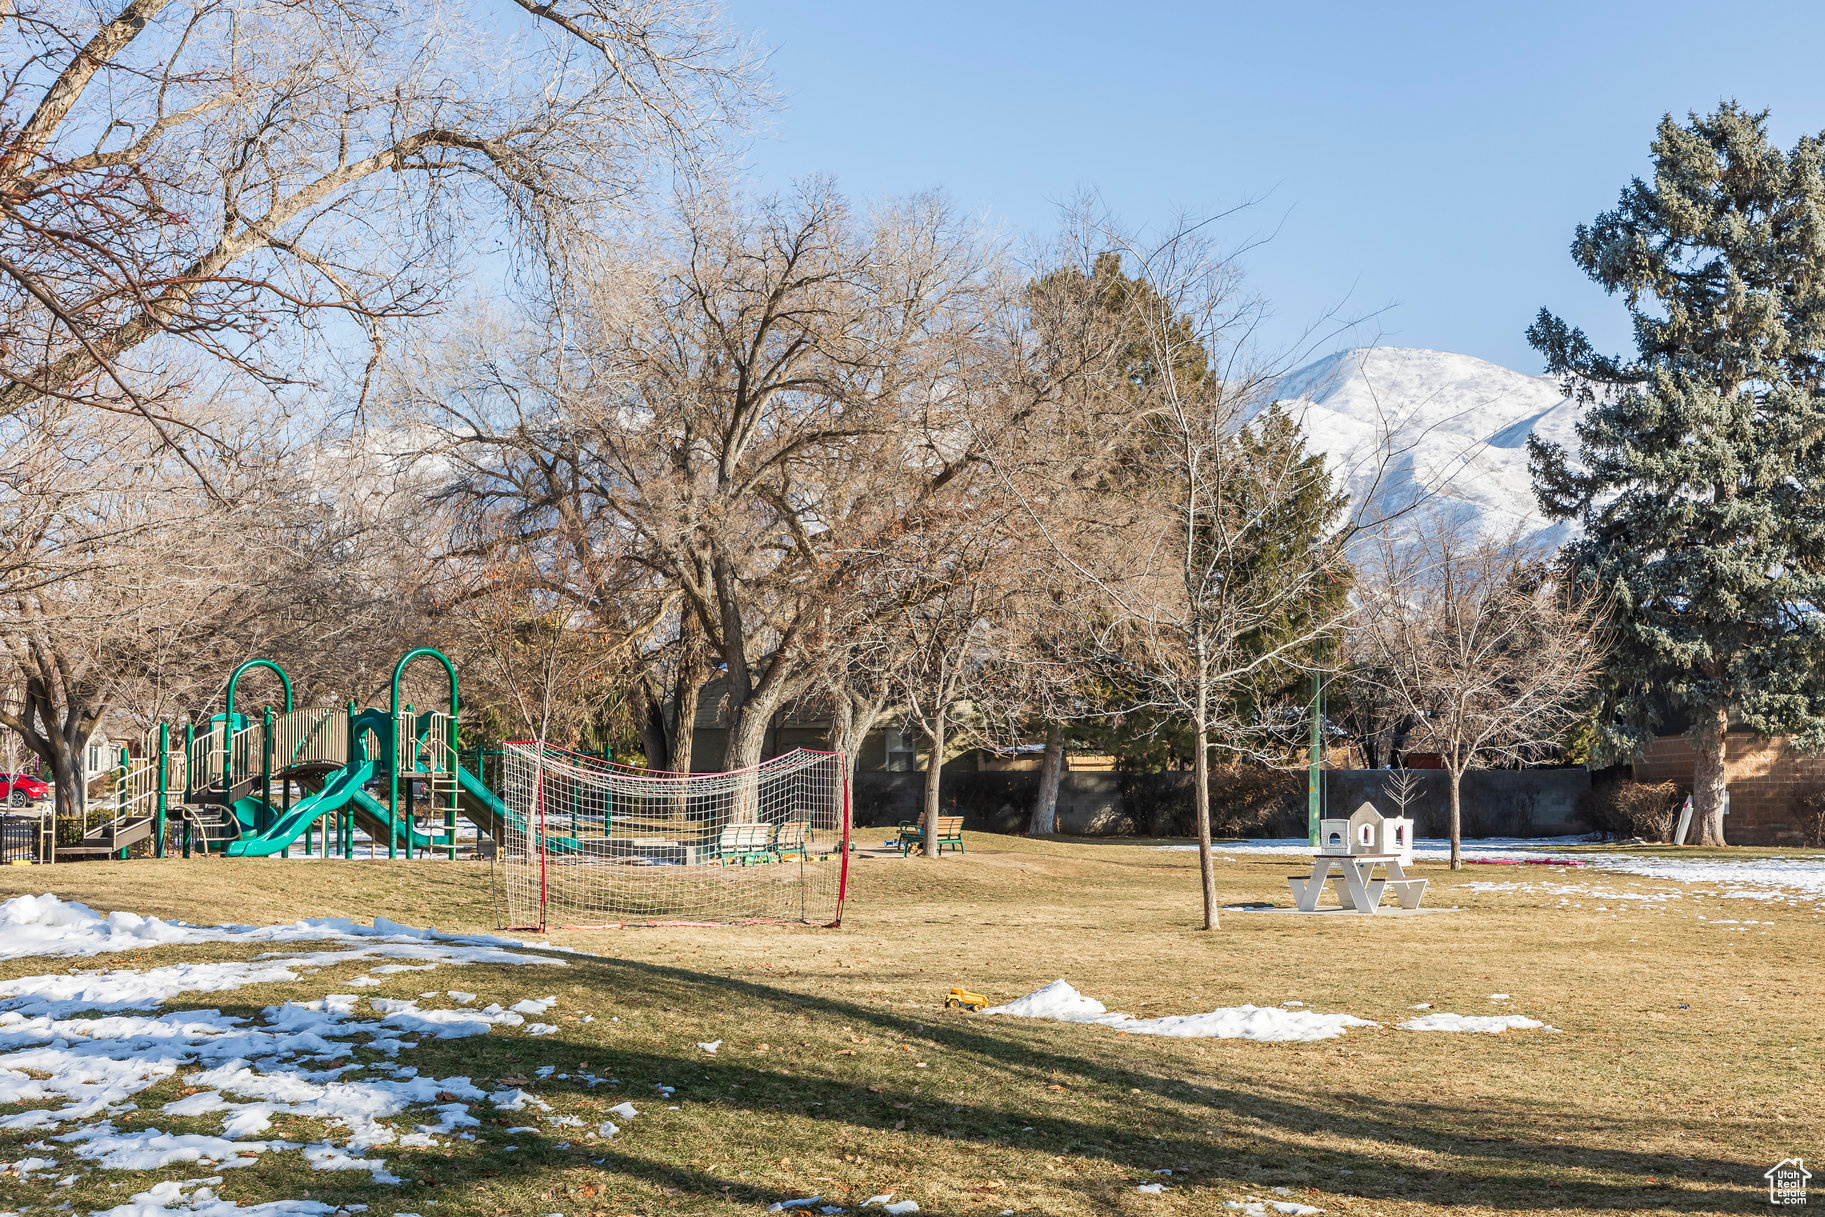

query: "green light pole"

left=1307, top=666, right=1322, bottom=846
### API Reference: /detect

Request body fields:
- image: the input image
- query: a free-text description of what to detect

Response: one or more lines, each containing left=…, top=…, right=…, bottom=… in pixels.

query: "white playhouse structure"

left=1319, top=801, right=1415, bottom=865
left=1291, top=800, right=1427, bottom=912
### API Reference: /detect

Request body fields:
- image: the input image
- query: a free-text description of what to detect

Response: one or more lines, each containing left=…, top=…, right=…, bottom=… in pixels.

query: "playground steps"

left=53, top=814, right=155, bottom=861
left=192, top=773, right=263, bottom=806
left=178, top=804, right=243, bottom=853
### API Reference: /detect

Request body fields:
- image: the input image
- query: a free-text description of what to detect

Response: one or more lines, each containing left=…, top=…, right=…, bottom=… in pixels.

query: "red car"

left=0, top=773, right=49, bottom=807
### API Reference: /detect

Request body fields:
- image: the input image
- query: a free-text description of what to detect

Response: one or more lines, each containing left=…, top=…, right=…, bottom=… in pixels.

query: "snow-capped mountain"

left=1266, top=346, right=1585, bottom=545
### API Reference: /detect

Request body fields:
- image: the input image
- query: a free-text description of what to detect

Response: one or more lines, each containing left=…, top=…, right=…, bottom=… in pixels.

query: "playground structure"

left=38, top=647, right=516, bottom=864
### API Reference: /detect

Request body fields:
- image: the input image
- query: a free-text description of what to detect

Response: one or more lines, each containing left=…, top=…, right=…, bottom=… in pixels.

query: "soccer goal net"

left=496, top=744, right=850, bottom=930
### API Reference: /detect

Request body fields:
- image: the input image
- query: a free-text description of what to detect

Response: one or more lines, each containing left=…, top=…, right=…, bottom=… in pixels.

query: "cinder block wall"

left=852, top=767, right=1592, bottom=839
left=1320, top=768, right=1589, bottom=838
left=1633, top=733, right=1823, bottom=845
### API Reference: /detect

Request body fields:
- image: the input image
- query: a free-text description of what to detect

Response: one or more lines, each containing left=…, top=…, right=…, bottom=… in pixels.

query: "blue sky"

left=735, top=1, right=1825, bottom=375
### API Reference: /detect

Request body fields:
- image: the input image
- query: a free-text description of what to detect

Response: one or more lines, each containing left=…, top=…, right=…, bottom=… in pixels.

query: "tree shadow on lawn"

left=286, top=950, right=1755, bottom=1215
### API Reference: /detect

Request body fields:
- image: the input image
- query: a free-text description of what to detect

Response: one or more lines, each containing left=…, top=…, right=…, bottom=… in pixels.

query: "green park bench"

left=716, top=822, right=774, bottom=865
left=897, top=815, right=964, bottom=857
left=774, top=819, right=810, bottom=861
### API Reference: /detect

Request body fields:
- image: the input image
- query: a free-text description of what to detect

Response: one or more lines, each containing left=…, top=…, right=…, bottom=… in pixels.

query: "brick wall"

left=1633, top=733, right=1825, bottom=845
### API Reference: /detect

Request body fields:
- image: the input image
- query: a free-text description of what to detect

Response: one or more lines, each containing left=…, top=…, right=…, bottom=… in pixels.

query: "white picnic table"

left=1289, top=852, right=1427, bottom=913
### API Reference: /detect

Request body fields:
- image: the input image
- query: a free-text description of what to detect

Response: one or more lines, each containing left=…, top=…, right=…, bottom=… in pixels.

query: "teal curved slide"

left=226, top=759, right=375, bottom=857
left=220, top=756, right=553, bottom=858
left=455, top=762, right=520, bottom=835
left=225, top=758, right=442, bottom=858
left=453, top=764, right=586, bottom=852
left=227, top=797, right=266, bottom=831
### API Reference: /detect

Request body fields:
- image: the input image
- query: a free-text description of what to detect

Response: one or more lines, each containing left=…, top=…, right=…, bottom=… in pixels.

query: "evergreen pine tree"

left=1529, top=103, right=1825, bottom=845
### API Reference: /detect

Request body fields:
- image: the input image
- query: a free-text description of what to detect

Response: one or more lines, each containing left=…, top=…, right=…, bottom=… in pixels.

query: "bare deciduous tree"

left=999, top=212, right=1362, bottom=929
left=803, top=594, right=908, bottom=785
left=451, top=545, right=622, bottom=750
left=887, top=509, right=1021, bottom=856
left=0, top=0, right=763, bottom=424
left=0, top=376, right=446, bottom=820
left=410, top=180, right=1018, bottom=773
left=1352, top=516, right=1608, bottom=869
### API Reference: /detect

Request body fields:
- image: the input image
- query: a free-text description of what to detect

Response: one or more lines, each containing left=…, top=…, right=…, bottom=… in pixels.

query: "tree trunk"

left=3, top=672, right=94, bottom=821
left=826, top=686, right=879, bottom=775
left=1029, top=722, right=1065, bottom=836
left=665, top=612, right=708, bottom=772
left=636, top=681, right=671, bottom=771
left=669, top=668, right=703, bottom=775
left=49, top=749, right=86, bottom=823
left=1447, top=765, right=1463, bottom=870
left=1690, top=705, right=1729, bottom=846
left=708, top=547, right=771, bottom=776
left=920, top=710, right=945, bottom=858
left=1195, top=718, right=1217, bottom=930
left=721, top=694, right=775, bottom=772
left=826, top=690, right=860, bottom=791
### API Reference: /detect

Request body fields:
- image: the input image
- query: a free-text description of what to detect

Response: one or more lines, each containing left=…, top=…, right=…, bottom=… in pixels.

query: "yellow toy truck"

left=944, top=987, right=988, bottom=1012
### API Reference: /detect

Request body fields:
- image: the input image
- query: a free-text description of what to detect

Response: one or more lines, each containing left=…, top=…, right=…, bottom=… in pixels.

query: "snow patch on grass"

left=1589, top=855, right=1825, bottom=901
left=983, top=981, right=1376, bottom=1042
left=1157, top=836, right=1590, bottom=863
left=1165, top=838, right=1825, bottom=904
left=0, top=893, right=566, bottom=962
left=0, top=894, right=600, bottom=1211
left=88, top=1176, right=333, bottom=1215
left=1399, top=1012, right=1558, bottom=1033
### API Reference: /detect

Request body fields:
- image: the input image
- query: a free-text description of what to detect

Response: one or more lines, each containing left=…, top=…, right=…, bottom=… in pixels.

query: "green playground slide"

left=224, top=760, right=445, bottom=858
left=218, top=751, right=569, bottom=859
left=227, top=797, right=266, bottom=832
left=451, top=761, right=588, bottom=851
left=348, top=786, right=442, bottom=853
left=454, top=761, right=518, bottom=835
left=225, top=759, right=378, bottom=857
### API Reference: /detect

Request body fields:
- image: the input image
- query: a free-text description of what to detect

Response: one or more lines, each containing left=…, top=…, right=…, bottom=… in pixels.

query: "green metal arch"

left=391, top=647, right=458, bottom=719
left=225, top=658, right=292, bottom=722
left=389, top=647, right=460, bottom=862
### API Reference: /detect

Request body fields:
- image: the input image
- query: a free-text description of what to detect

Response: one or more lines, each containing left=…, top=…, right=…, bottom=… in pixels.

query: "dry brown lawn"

left=0, top=833, right=1816, bottom=1216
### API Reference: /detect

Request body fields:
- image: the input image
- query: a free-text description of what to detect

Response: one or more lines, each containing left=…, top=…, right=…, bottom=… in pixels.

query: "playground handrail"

left=187, top=721, right=229, bottom=795
left=117, top=756, right=161, bottom=820
left=269, top=706, right=348, bottom=770
left=422, top=711, right=456, bottom=775
left=229, top=720, right=264, bottom=789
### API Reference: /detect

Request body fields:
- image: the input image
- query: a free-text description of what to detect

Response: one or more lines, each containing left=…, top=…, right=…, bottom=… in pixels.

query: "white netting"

left=497, top=744, right=850, bottom=929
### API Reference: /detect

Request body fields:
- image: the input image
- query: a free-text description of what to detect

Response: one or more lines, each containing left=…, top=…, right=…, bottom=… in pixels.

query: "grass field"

left=0, top=834, right=1818, bottom=1216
